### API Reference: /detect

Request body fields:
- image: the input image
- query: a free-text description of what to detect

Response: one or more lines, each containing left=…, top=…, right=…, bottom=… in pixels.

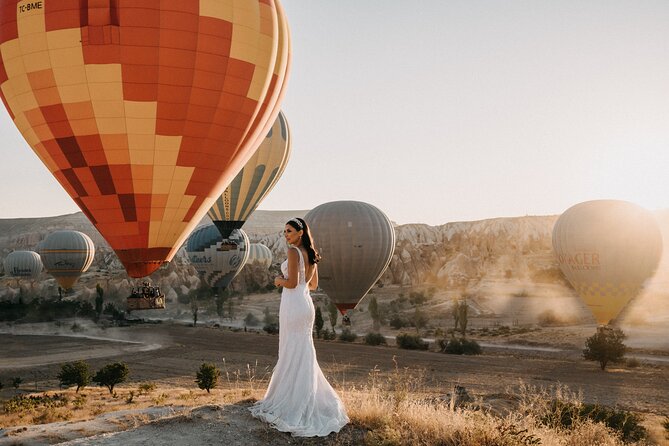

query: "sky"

left=1, top=0, right=668, bottom=225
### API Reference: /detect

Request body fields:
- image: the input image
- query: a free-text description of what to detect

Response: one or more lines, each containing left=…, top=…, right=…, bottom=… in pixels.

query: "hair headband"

left=289, top=218, right=303, bottom=229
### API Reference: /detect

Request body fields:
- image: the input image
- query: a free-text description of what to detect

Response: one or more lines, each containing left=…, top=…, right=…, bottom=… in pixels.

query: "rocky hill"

left=1, top=210, right=668, bottom=325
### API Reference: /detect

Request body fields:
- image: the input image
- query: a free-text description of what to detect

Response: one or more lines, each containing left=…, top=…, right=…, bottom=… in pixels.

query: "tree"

left=263, top=306, right=277, bottom=325
left=58, top=361, right=91, bottom=392
left=368, top=296, right=380, bottom=331
left=11, top=377, right=22, bottom=389
left=215, top=293, right=225, bottom=318
left=196, top=363, right=220, bottom=393
left=314, top=306, right=324, bottom=338
left=453, top=298, right=468, bottom=337
left=583, top=326, right=627, bottom=370
left=413, top=307, right=428, bottom=333
left=227, top=298, right=235, bottom=320
left=191, top=297, right=199, bottom=327
left=93, top=362, right=129, bottom=394
left=327, top=301, right=338, bottom=330
left=95, top=283, right=104, bottom=321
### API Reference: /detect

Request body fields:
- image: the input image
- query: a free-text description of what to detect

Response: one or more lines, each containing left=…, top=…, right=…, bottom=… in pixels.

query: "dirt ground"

left=1, top=322, right=668, bottom=445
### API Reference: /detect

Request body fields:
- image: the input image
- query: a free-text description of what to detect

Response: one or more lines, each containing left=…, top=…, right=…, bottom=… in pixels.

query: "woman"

left=249, top=217, right=349, bottom=436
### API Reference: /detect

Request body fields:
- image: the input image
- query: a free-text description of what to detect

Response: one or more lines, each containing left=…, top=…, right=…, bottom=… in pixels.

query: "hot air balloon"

left=0, top=1, right=291, bottom=278
left=248, top=243, right=272, bottom=268
left=552, top=200, right=662, bottom=325
left=208, top=111, right=291, bottom=238
left=305, top=201, right=395, bottom=314
left=3, top=250, right=42, bottom=279
left=186, top=225, right=249, bottom=290
left=39, top=230, right=95, bottom=290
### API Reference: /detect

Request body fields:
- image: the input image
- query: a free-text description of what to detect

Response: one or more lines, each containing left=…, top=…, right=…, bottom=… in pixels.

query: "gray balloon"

left=39, top=230, right=95, bottom=290
left=305, top=201, right=395, bottom=313
left=4, top=251, right=42, bottom=279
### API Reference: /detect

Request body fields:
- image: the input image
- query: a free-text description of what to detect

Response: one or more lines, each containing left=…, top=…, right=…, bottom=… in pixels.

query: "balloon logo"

left=38, top=230, right=95, bottom=290
left=0, top=1, right=290, bottom=277
left=208, top=111, right=291, bottom=238
left=552, top=200, right=662, bottom=325
left=186, top=225, right=249, bottom=290
left=4, top=250, right=42, bottom=279
left=305, top=201, right=395, bottom=314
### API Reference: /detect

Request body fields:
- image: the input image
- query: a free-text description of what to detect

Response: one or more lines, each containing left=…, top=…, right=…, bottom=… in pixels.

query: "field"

left=1, top=316, right=668, bottom=445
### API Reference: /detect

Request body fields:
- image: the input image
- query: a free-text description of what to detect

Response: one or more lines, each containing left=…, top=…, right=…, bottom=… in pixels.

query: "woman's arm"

left=308, top=263, right=318, bottom=291
left=274, top=248, right=298, bottom=289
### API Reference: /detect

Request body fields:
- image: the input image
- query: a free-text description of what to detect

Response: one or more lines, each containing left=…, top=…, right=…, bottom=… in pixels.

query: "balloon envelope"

left=208, top=111, right=291, bottom=238
left=0, top=1, right=290, bottom=277
left=248, top=243, right=272, bottom=268
left=39, top=230, right=95, bottom=289
left=4, top=250, right=42, bottom=279
left=305, top=201, right=395, bottom=313
left=186, top=225, right=249, bottom=289
left=552, top=200, right=662, bottom=324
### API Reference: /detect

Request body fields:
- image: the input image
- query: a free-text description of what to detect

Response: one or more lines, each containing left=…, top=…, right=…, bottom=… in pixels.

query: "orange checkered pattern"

left=574, top=282, right=640, bottom=325
left=0, top=0, right=290, bottom=277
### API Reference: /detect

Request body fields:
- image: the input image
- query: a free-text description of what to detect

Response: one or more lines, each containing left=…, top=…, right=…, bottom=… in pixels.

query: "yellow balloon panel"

left=552, top=200, right=662, bottom=324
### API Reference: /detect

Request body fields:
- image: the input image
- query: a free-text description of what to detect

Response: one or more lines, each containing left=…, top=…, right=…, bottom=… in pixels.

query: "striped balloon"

left=208, top=111, right=291, bottom=238
left=4, top=250, right=42, bottom=279
left=39, top=230, right=95, bottom=289
left=248, top=243, right=272, bottom=268
left=186, top=225, right=249, bottom=289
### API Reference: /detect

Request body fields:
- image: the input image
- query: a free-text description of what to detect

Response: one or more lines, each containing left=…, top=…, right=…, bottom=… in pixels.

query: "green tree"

left=327, top=301, right=338, bottom=330
left=413, top=307, right=428, bottom=333
left=263, top=306, right=277, bottom=325
left=191, top=297, right=199, bottom=327
left=314, top=306, right=324, bottom=338
left=215, top=293, right=225, bottom=318
left=11, top=377, right=22, bottom=389
left=583, top=327, right=627, bottom=370
left=95, top=283, right=104, bottom=321
left=453, top=298, right=468, bottom=337
left=93, top=362, right=129, bottom=394
left=58, top=361, right=91, bottom=392
left=368, top=296, right=380, bottom=331
left=195, top=363, right=220, bottom=393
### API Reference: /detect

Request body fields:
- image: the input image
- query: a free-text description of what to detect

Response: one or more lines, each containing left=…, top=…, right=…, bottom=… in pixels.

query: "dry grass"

left=335, top=359, right=649, bottom=446
left=0, top=360, right=657, bottom=446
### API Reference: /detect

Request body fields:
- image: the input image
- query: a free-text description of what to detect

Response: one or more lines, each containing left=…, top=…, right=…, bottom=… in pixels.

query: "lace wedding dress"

left=249, top=246, right=349, bottom=436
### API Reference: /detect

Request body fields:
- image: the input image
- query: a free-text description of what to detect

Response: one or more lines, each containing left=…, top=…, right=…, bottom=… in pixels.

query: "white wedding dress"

left=249, top=246, right=349, bottom=436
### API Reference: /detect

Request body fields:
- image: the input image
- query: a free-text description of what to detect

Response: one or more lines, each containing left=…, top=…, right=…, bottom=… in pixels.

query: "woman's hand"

left=274, top=276, right=284, bottom=287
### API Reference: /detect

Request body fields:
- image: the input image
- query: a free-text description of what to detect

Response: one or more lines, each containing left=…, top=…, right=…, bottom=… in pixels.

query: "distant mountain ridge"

left=1, top=209, right=667, bottom=325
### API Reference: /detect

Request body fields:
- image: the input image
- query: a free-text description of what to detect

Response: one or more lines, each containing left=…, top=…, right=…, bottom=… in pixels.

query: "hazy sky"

left=1, top=0, right=668, bottom=225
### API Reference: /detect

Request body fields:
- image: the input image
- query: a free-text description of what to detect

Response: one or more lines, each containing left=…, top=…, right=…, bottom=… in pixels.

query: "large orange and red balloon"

left=0, top=1, right=290, bottom=277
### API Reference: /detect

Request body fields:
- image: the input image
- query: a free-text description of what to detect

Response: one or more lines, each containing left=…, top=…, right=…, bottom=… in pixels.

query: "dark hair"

left=286, top=217, right=320, bottom=265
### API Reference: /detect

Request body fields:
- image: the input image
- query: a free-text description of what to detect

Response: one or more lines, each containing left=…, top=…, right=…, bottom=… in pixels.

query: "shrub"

left=314, top=306, right=324, bottom=338
left=583, top=327, right=626, bottom=370
left=58, top=361, right=91, bottom=392
left=338, top=328, right=357, bottom=342
left=541, top=400, right=647, bottom=443
left=0, top=381, right=3, bottom=390
left=625, top=357, right=640, bottom=368
left=93, top=362, right=129, bottom=394
left=396, top=333, right=428, bottom=350
left=244, top=312, right=260, bottom=326
left=12, top=377, right=22, bottom=389
left=537, top=309, right=562, bottom=326
left=195, top=363, right=220, bottom=393
left=389, top=315, right=408, bottom=329
left=263, top=322, right=279, bottom=334
left=138, top=382, right=157, bottom=395
left=322, top=329, right=336, bottom=340
left=364, top=332, right=387, bottom=346
left=439, top=337, right=482, bottom=355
